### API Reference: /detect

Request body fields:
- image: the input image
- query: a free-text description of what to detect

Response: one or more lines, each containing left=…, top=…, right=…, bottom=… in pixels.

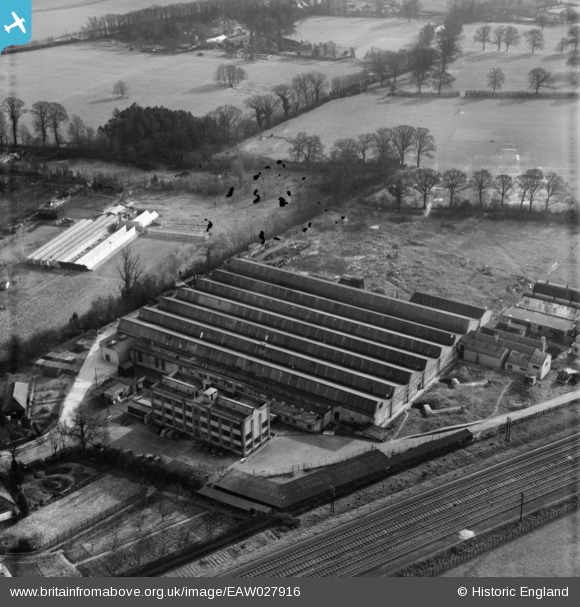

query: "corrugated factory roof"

left=501, top=306, right=575, bottom=332
left=410, top=292, right=489, bottom=320
left=533, top=281, right=580, bottom=305
left=227, top=258, right=472, bottom=335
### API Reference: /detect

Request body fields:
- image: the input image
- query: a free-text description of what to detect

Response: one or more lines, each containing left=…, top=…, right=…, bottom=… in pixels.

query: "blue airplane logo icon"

left=4, top=12, right=26, bottom=34
left=1, top=2, right=32, bottom=54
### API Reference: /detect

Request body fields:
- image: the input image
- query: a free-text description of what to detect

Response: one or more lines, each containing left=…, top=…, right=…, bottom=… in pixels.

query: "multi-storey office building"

left=151, top=371, right=270, bottom=457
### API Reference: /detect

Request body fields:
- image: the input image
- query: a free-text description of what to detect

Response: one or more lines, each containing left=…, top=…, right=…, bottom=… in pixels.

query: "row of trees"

left=285, top=125, right=569, bottom=211
left=81, top=0, right=301, bottom=54
left=0, top=97, right=95, bottom=150
left=385, top=167, right=569, bottom=213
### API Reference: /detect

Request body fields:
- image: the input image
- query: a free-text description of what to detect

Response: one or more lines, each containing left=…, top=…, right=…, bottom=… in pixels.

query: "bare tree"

left=431, top=69, right=456, bottom=94
left=112, top=80, right=128, bottom=99
left=306, top=71, right=328, bottom=104
left=528, top=67, right=554, bottom=93
left=116, top=245, right=144, bottom=299
left=473, top=24, right=492, bottom=50
left=133, top=510, right=147, bottom=532
left=209, top=104, right=241, bottom=142
left=469, top=169, right=493, bottom=207
left=556, top=38, right=570, bottom=54
left=288, top=131, right=310, bottom=162
left=304, top=134, right=324, bottom=164
left=503, top=26, right=521, bottom=51
left=412, top=167, right=441, bottom=209
left=568, top=26, right=580, bottom=51
left=47, top=102, right=68, bottom=149
left=157, top=497, right=173, bottom=523
left=387, top=171, right=413, bottom=212
left=330, top=138, right=359, bottom=164
left=364, top=48, right=391, bottom=86
left=441, top=168, right=467, bottom=207
left=291, top=73, right=313, bottom=107
left=391, top=125, right=417, bottom=166
left=493, top=26, right=506, bottom=51
left=356, top=133, right=375, bottom=163
left=436, top=33, right=462, bottom=71
left=487, top=67, right=506, bottom=94
left=414, top=127, right=436, bottom=167
left=272, top=84, right=294, bottom=118
left=543, top=171, right=567, bottom=209
left=384, top=50, right=406, bottom=83
left=214, top=65, right=247, bottom=86
left=0, top=110, right=7, bottom=149
left=494, top=174, right=514, bottom=208
left=61, top=407, right=107, bottom=454
left=67, top=115, right=87, bottom=149
left=371, top=127, right=393, bottom=165
left=401, top=0, right=422, bottom=21
left=411, top=68, right=430, bottom=92
left=535, top=12, right=549, bottom=30
left=244, top=94, right=279, bottom=129
left=524, top=29, right=545, bottom=53
left=2, top=97, right=26, bottom=146
left=518, top=168, right=544, bottom=210
left=30, top=101, right=51, bottom=147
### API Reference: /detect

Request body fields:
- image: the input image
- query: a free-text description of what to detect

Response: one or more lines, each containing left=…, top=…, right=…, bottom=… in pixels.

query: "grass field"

left=2, top=45, right=360, bottom=130
left=290, top=16, right=426, bottom=57
left=442, top=510, right=580, bottom=576
left=446, top=22, right=578, bottom=92
left=241, top=95, right=579, bottom=192
left=30, top=0, right=186, bottom=41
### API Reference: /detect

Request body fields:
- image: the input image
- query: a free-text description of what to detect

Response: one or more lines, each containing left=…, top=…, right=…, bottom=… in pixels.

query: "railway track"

left=223, top=434, right=580, bottom=577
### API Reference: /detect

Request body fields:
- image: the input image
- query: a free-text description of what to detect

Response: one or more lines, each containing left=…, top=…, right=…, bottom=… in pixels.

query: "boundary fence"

left=39, top=487, right=151, bottom=550
left=395, top=496, right=580, bottom=577
left=465, top=90, right=579, bottom=99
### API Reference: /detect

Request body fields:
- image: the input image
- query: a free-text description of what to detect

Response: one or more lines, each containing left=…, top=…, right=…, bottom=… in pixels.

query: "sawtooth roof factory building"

left=118, top=259, right=490, bottom=430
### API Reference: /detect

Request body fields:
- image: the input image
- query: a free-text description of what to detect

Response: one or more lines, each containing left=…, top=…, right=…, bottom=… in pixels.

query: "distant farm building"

left=460, top=329, right=551, bottom=380
left=499, top=280, right=580, bottom=344
left=117, top=259, right=489, bottom=430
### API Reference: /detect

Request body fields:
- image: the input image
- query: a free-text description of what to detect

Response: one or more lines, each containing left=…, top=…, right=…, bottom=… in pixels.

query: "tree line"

left=81, top=0, right=301, bottom=53
left=285, top=125, right=570, bottom=212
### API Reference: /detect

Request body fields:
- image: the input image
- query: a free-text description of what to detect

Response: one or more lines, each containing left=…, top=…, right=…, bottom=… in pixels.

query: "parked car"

left=153, top=455, right=162, bottom=463
left=160, top=429, right=167, bottom=438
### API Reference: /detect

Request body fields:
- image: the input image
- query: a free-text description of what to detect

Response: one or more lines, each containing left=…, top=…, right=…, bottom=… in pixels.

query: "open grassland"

left=241, top=95, right=579, bottom=192
left=1, top=45, right=360, bottom=130
left=444, top=22, right=579, bottom=92
left=30, top=0, right=185, bottom=41
left=273, top=210, right=580, bottom=309
left=290, top=16, right=426, bottom=57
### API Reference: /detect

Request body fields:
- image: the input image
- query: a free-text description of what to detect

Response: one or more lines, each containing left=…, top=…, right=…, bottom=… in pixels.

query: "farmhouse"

left=117, top=259, right=489, bottom=429
left=460, top=329, right=551, bottom=380
left=2, top=381, right=29, bottom=419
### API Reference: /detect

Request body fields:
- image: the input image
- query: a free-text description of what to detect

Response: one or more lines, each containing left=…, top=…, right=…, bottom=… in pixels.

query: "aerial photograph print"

left=0, top=0, right=579, bottom=582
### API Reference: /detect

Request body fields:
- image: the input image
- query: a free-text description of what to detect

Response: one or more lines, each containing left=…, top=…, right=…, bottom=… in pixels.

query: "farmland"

left=30, top=0, right=187, bottom=41
left=290, top=16, right=426, bottom=57
left=7, top=45, right=360, bottom=131
left=241, top=95, right=579, bottom=193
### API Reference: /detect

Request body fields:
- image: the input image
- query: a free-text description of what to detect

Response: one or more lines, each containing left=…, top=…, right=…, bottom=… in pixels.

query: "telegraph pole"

left=329, top=485, right=336, bottom=513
